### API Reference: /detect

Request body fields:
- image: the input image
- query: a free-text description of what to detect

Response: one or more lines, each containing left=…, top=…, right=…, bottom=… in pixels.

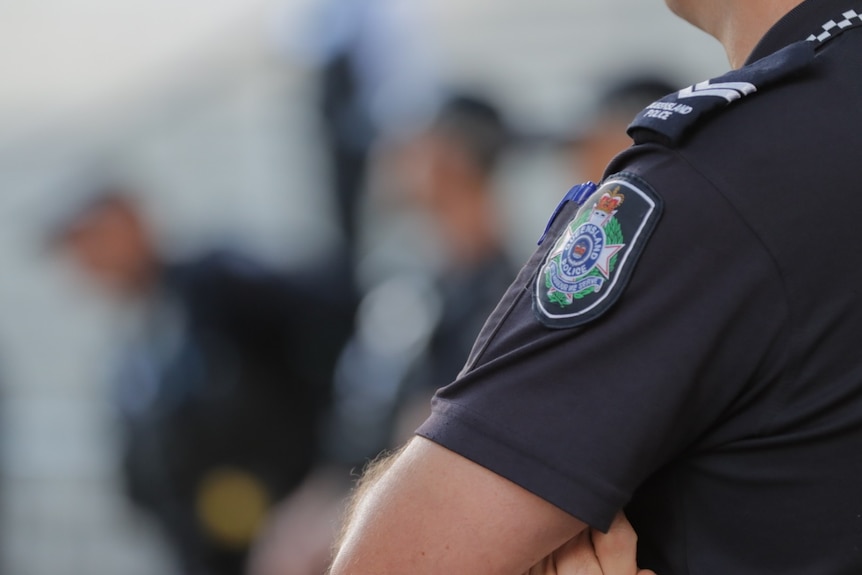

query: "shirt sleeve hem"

left=416, top=398, right=628, bottom=532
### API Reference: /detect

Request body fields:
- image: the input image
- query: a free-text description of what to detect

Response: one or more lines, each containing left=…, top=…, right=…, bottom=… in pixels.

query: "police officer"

left=56, top=188, right=353, bottom=575
left=330, top=0, right=862, bottom=573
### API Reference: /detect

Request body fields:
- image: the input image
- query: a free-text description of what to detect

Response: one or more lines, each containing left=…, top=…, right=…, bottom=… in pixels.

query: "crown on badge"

left=595, top=187, right=625, bottom=214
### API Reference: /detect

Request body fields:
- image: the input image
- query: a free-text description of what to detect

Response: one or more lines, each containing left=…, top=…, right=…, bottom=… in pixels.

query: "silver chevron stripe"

left=677, top=80, right=758, bottom=102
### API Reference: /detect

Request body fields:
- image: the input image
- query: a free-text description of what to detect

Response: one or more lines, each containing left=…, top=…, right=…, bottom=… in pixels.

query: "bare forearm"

left=327, top=448, right=404, bottom=573
left=329, top=437, right=586, bottom=575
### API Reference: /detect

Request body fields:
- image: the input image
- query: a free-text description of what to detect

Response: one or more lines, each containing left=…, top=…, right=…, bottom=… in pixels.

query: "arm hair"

left=326, top=444, right=409, bottom=573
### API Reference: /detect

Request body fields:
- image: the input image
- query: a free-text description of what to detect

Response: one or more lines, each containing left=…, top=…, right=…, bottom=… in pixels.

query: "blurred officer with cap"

left=54, top=185, right=352, bottom=575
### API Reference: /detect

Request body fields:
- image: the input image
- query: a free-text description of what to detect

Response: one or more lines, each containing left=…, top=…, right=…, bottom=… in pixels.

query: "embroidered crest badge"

left=533, top=174, right=662, bottom=328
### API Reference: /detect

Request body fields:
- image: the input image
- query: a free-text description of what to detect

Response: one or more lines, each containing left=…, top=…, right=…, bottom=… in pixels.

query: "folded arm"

left=329, top=436, right=587, bottom=575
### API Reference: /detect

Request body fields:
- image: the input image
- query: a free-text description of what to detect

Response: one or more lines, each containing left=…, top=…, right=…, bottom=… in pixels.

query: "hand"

left=525, top=513, right=656, bottom=575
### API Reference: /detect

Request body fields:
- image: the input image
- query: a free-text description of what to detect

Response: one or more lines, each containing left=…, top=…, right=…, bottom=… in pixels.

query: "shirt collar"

left=746, top=0, right=861, bottom=63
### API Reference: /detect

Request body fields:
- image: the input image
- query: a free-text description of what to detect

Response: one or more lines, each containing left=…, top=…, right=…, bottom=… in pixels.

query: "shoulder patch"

left=628, top=40, right=816, bottom=147
left=533, top=174, right=662, bottom=329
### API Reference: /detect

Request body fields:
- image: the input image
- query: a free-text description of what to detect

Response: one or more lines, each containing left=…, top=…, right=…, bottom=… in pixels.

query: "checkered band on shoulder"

left=807, top=9, right=862, bottom=42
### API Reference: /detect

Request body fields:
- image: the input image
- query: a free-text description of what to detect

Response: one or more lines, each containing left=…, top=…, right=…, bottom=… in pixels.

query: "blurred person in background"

left=248, top=92, right=517, bottom=575
left=563, top=75, right=677, bottom=183
left=370, top=93, right=518, bottom=442
left=53, top=185, right=352, bottom=575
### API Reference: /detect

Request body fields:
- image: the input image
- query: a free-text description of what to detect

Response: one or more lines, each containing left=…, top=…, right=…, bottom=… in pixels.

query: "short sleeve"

left=416, top=148, right=789, bottom=531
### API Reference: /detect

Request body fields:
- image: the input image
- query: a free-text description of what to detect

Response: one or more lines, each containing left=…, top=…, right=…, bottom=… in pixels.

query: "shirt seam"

left=670, top=147, right=798, bottom=438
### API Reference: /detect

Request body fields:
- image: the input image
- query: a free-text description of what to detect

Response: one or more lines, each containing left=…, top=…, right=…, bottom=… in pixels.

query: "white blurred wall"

left=0, top=1, right=726, bottom=573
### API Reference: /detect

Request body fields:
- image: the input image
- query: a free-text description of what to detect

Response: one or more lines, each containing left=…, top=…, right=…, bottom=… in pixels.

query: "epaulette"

left=627, top=41, right=816, bottom=147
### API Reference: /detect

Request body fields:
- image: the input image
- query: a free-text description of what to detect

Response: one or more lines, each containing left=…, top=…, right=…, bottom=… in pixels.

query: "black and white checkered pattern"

left=807, top=9, right=862, bottom=42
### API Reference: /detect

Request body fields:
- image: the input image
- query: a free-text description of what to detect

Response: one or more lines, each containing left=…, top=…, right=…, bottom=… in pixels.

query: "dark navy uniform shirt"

left=417, top=1, right=862, bottom=572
